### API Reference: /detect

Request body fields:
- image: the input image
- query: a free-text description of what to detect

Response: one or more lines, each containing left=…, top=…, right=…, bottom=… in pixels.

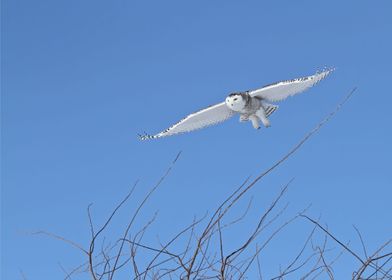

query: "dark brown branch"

left=353, top=225, right=368, bottom=260
left=300, top=214, right=365, bottom=265
left=110, top=151, right=181, bottom=280
left=224, top=181, right=291, bottom=263
left=89, top=180, right=139, bottom=279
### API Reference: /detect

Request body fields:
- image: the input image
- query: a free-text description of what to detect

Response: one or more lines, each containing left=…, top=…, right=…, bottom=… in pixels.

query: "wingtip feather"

left=138, top=132, right=155, bottom=141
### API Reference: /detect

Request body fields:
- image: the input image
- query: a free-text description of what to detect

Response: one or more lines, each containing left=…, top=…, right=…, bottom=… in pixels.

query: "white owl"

left=139, top=69, right=333, bottom=140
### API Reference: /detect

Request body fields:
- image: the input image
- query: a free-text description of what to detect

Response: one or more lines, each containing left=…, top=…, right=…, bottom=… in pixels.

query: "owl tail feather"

left=265, top=104, right=279, bottom=117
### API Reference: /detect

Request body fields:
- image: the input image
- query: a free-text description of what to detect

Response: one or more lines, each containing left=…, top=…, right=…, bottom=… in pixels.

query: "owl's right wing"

left=139, top=102, right=235, bottom=140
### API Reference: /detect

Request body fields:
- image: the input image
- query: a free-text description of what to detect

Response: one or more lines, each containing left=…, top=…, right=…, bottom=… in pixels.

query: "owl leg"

left=239, top=114, right=249, bottom=122
left=249, top=115, right=260, bottom=129
left=256, top=106, right=271, bottom=128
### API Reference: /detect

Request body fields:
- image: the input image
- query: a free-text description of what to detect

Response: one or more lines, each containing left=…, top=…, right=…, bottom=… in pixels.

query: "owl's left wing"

left=139, top=102, right=235, bottom=140
left=249, top=68, right=333, bottom=102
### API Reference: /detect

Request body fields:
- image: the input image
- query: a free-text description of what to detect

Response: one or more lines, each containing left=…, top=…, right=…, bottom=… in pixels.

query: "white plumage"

left=249, top=68, right=332, bottom=101
left=139, top=68, right=333, bottom=140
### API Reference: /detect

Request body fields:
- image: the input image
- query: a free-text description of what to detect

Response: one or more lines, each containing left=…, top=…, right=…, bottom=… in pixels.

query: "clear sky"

left=2, top=0, right=392, bottom=279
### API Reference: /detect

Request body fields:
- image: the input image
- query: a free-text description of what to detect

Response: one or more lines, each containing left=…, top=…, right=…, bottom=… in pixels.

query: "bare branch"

left=353, top=225, right=368, bottom=260
left=32, top=230, right=88, bottom=255
left=110, top=151, right=182, bottom=280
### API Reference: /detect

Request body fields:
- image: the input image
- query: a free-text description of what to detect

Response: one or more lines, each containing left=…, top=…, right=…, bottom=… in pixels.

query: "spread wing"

left=139, top=102, right=235, bottom=140
left=249, top=68, right=334, bottom=102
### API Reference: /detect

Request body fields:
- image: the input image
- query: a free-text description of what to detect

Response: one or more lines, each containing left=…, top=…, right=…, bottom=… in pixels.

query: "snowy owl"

left=139, top=69, right=333, bottom=140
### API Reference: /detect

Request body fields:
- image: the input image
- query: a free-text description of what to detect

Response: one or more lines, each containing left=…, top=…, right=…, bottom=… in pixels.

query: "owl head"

left=225, top=92, right=249, bottom=111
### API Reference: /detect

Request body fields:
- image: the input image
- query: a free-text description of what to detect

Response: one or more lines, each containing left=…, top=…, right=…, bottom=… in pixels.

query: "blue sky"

left=2, top=0, right=392, bottom=278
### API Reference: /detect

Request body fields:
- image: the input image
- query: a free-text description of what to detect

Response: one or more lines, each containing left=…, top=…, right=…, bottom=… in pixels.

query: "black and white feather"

left=249, top=68, right=333, bottom=102
left=139, top=102, right=235, bottom=140
left=139, top=68, right=333, bottom=140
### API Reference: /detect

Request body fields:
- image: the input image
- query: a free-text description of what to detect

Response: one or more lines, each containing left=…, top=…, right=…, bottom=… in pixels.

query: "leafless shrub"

left=33, top=88, right=391, bottom=279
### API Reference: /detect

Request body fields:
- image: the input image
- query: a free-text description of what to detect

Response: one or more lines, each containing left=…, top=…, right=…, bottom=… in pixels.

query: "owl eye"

left=234, top=98, right=238, bottom=101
